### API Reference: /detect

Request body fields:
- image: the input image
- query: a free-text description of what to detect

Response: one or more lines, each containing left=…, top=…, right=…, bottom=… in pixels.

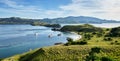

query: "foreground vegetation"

left=62, top=24, right=120, bottom=46
left=1, top=45, right=120, bottom=61
left=1, top=24, right=120, bottom=61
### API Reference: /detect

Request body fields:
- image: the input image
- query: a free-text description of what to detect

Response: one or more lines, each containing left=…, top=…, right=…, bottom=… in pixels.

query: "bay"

left=0, top=23, right=120, bottom=58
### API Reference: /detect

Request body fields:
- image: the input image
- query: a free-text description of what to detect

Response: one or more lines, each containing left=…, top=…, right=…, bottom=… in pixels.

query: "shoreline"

left=70, top=32, right=82, bottom=41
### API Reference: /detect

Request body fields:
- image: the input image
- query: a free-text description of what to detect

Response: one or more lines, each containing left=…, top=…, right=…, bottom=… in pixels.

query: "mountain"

left=0, top=16, right=120, bottom=24
left=0, top=17, right=40, bottom=24
left=41, top=16, right=120, bottom=24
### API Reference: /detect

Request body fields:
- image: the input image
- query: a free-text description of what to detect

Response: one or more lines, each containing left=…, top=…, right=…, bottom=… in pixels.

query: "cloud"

left=59, top=0, right=120, bottom=20
left=0, top=0, right=120, bottom=20
left=0, top=0, right=43, bottom=14
left=0, top=0, right=23, bottom=8
left=0, top=0, right=48, bottom=18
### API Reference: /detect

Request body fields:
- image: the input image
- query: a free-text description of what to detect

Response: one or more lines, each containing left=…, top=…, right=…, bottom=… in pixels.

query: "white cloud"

left=0, top=0, right=23, bottom=8
left=0, top=0, right=120, bottom=20
left=59, top=0, right=120, bottom=20
left=0, top=0, right=43, bottom=14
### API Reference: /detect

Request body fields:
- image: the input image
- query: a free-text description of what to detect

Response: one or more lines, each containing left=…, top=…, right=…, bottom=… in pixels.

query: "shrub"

left=101, top=57, right=114, bottom=61
left=86, top=47, right=101, bottom=61
left=97, top=33, right=103, bottom=37
left=79, top=41, right=87, bottom=45
left=66, top=37, right=73, bottom=42
left=91, top=47, right=101, bottom=53
left=84, top=34, right=91, bottom=40
left=65, top=40, right=87, bottom=46
left=104, top=37, right=112, bottom=41
left=92, top=32, right=97, bottom=35
left=110, top=42, right=114, bottom=45
left=115, top=41, right=118, bottom=43
left=64, top=43, right=70, bottom=46
left=105, top=27, right=120, bottom=37
left=106, top=29, right=110, bottom=31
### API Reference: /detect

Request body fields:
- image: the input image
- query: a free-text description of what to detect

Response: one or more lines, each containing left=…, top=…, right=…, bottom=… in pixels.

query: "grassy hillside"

left=60, top=24, right=103, bottom=32
left=1, top=45, right=120, bottom=61
left=1, top=24, right=120, bottom=61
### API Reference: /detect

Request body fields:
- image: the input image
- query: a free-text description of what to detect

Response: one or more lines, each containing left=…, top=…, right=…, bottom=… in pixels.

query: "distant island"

left=1, top=24, right=120, bottom=61
left=0, top=16, right=120, bottom=25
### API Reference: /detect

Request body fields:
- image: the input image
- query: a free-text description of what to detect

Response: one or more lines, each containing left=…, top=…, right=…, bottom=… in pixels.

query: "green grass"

left=1, top=45, right=120, bottom=61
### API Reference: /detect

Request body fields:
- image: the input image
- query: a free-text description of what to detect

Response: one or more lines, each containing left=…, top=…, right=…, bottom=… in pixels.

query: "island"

left=1, top=24, right=120, bottom=61
left=31, top=22, right=61, bottom=28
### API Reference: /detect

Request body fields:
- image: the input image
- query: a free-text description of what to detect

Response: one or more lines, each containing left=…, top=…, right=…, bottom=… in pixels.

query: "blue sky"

left=0, top=0, right=120, bottom=20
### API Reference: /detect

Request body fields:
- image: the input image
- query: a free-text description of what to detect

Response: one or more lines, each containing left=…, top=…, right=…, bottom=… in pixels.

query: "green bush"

left=65, top=40, right=87, bottom=46
left=104, top=37, right=112, bottom=41
left=79, top=41, right=87, bottom=45
left=86, top=47, right=101, bottom=61
left=97, top=33, right=103, bottom=37
left=91, top=47, right=101, bottom=53
left=101, top=57, right=114, bottom=61
left=66, top=37, right=73, bottom=42
left=105, top=27, right=120, bottom=37
left=84, top=34, right=91, bottom=40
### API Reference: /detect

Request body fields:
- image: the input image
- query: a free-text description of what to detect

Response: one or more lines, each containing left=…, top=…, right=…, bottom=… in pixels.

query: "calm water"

left=0, top=25, right=79, bottom=58
left=0, top=23, right=120, bottom=58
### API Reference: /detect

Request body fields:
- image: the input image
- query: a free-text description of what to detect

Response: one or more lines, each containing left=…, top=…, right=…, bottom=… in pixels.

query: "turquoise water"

left=0, top=25, right=79, bottom=58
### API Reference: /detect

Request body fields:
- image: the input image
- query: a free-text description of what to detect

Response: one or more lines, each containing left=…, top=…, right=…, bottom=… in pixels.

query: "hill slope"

left=41, top=16, right=120, bottom=24
left=1, top=45, right=120, bottom=61
left=0, top=17, right=40, bottom=24
left=0, top=16, right=120, bottom=24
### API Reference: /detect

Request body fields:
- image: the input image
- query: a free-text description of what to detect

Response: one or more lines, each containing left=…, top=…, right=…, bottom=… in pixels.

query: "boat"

left=35, top=33, right=39, bottom=36
left=57, top=33, right=61, bottom=36
left=48, top=34, right=52, bottom=38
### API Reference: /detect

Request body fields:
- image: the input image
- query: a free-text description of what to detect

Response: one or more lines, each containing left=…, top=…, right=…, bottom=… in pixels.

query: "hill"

left=60, top=24, right=103, bottom=32
left=1, top=45, right=120, bottom=61
left=0, top=17, right=40, bottom=24
left=0, top=16, right=120, bottom=24
left=41, top=16, right=120, bottom=24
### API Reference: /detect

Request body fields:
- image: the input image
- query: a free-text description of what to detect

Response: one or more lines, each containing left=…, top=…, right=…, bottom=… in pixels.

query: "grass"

left=75, top=27, right=120, bottom=46
left=1, top=45, right=120, bottom=61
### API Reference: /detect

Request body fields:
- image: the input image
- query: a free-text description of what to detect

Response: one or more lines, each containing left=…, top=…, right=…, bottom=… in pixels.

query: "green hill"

left=1, top=16, right=120, bottom=24
left=1, top=45, right=120, bottom=61
left=60, top=24, right=103, bottom=32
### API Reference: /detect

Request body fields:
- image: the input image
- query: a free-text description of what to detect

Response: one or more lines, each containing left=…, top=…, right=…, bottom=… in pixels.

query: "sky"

left=0, top=0, right=120, bottom=20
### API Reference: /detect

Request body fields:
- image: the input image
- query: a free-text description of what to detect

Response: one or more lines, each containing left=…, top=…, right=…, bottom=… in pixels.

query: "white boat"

left=48, top=34, right=52, bottom=38
left=35, top=33, right=39, bottom=36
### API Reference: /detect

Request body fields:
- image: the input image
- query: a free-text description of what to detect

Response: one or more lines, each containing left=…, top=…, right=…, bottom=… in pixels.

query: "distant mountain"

left=0, top=17, right=40, bottom=24
left=41, top=16, right=120, bottom=24
left=0, top=16, right=120, bottom=24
